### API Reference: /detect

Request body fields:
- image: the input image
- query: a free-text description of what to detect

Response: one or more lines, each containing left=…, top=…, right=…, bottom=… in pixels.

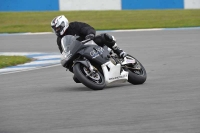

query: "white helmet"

left=51, top=15, right=69, bottom=36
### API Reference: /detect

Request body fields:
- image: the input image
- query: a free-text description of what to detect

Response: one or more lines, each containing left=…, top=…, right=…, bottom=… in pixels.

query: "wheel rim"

left=80, top=65, right=103, bottom=84
left=125, top=55, right=144, bottom=75
left=132, top=62, right=144, bottom=75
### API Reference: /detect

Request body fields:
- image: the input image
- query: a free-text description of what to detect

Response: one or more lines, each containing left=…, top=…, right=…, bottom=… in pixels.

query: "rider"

left=51, top=15, right=127, bottom=58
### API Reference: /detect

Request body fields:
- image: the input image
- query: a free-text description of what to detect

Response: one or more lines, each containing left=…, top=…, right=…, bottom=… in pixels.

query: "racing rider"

left=51, top=15, right=127, bottom=58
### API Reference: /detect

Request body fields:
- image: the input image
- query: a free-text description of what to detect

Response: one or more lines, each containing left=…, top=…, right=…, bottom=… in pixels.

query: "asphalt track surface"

left=0, top=29, right=200, bottom=133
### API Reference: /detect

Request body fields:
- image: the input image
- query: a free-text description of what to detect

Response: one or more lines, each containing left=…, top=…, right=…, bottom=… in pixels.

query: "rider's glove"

left=85, top=34, right=95, bottom=40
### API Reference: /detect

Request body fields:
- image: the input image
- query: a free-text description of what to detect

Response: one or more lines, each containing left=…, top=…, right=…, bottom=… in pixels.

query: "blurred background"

left=0, top=0, right=200, bottom=12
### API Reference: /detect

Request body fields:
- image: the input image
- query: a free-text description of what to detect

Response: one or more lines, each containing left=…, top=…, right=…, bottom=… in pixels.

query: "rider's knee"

left=94, top=33, right=117, bottom=48
left=93, top=34, right=104, bottom=47
left=103, top=33, right=116, bottom=48
left=104, top=33, right=116, bottom=43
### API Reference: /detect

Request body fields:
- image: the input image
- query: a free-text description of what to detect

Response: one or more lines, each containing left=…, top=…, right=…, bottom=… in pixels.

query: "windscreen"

left=61, top=35, right=81, bottom=52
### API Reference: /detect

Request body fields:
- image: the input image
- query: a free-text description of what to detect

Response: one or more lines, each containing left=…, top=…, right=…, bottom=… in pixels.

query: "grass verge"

left=0, top=56, right=32, bottom=69
left=0, top=10, right=200, bottom=33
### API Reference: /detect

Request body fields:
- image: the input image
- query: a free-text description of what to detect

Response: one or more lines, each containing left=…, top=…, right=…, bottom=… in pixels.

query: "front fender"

left=73, top=59, right=95, bottom=74
left=74, top=60, right=90, bottom=68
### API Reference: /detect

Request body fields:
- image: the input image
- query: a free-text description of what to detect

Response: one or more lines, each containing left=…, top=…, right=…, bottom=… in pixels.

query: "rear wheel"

left=73, top=63, right=106, bottom=90
left=123, top=54, right=147, bottom=84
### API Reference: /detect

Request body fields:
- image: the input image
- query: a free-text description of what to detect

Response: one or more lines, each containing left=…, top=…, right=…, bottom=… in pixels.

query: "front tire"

left=73, top=63, right=106, bottom=90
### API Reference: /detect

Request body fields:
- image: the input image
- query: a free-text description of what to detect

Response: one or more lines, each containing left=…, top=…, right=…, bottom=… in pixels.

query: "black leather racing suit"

left=56, top=21, right=116, bottom=53
left=56, top=21, right=96, bottom=53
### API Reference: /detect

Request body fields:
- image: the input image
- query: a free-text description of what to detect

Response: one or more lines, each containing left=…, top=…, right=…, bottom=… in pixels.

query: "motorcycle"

left=61, top=35, right=147, bottom=90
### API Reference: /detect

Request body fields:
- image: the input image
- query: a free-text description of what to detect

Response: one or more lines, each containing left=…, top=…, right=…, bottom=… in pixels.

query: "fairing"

left=61, top=35, right=83, bottom=66
left=60, top=35, right=110, bottom=67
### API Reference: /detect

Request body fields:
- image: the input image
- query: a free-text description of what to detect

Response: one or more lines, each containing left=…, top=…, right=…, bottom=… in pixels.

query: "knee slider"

left=104, top=33, right=113, bottom=42
left=104, top=33, right=116, bottom=47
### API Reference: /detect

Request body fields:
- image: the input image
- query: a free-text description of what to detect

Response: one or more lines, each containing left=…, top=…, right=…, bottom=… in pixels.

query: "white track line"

left=1, top=27, right=200, bottom=36
left=0, top=52, right=61, bottom=75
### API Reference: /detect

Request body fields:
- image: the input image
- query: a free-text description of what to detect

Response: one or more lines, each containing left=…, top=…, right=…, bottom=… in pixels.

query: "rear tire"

left=124, top=55, right=147, bottom=85
left=73, top=63, right=106, bottom=90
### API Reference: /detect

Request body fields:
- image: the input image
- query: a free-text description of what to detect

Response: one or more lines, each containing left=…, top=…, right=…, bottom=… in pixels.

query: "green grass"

left=0, top=10, right=200, bottom=33
left=0, top=56, right=32, bottom=69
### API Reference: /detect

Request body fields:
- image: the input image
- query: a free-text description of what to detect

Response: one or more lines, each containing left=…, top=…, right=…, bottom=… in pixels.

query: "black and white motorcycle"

left=61, top=35, right=147, bottom=90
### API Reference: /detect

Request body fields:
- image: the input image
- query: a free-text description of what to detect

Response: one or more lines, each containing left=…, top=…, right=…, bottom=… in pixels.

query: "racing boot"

left=103, top=33, right=127, bottom=58
left=112, top=43, right=127, bottom=58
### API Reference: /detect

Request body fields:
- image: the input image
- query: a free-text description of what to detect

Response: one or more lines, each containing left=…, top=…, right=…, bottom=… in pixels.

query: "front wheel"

left=73, top=63, right=106, bottom=90
left=124, top=54, right=147, bottom=85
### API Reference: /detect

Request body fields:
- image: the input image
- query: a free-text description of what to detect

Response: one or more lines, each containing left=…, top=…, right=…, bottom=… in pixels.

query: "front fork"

left=73, top=58, right=96, bottom=76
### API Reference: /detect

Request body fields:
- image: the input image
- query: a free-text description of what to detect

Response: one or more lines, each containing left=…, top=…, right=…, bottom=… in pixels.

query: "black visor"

left=51, top=22, right=65, bottom=36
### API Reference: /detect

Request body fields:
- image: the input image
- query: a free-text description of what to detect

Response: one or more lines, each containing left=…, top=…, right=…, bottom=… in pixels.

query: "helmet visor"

left=51, top=22, right=65, bottom=35
left=51, top=25, right=61, bottom=33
